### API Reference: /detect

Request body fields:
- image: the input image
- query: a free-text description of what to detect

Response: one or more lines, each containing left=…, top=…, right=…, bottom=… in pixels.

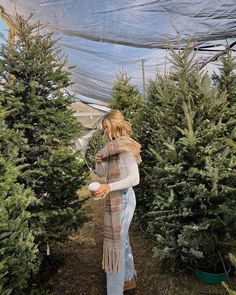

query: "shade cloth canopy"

left=1, top=0, right=236, bottom=104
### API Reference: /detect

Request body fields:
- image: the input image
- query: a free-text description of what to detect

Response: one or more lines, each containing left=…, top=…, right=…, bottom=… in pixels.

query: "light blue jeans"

left=106, top=187, right=137, bottom=295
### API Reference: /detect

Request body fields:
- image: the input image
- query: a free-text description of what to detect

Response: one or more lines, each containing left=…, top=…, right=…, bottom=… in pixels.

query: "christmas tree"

left=85, top=129, right=105, bottom=170
left=213, top=49, right=236, bottom=140
left=0, top=14, right=88, bottom=249
left=212, top=49, right=236, bottom=239
left=143, top=39, right=236, bottom=271
left=135, top=79, right=164, bottom=214
left=0, top=108, right=40, bottom=294
left=109, top=73, right=144, bottom=139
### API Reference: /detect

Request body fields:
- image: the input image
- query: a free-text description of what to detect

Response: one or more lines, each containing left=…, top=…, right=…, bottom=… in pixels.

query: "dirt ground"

left=46, top=174, right=236, bottom=295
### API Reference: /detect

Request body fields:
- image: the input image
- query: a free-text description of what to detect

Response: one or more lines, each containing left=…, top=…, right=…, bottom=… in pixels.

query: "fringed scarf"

left=97, top=136, right=142, bottom=273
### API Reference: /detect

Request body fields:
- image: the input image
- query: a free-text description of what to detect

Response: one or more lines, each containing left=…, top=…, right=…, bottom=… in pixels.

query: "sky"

left=0, top=19, right=8, bottom=43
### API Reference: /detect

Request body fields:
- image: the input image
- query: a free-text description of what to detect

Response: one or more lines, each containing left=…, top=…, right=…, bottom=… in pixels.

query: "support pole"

left=141, top=59, right=146, bottom=97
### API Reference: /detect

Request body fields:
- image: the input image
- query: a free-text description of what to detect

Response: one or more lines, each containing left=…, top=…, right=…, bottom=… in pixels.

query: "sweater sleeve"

left=95, top=162, right=107, bottom=177
left=109, top=152, right=140, bottom=192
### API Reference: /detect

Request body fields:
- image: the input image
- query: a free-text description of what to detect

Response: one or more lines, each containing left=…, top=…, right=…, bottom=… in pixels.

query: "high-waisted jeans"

left=106, top=187, right=137, bottom=295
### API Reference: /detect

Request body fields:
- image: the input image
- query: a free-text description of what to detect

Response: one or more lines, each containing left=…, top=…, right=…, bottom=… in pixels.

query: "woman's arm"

left=94, top=152, right=107, bottom=177
left=95, top=162, right=107, bottom=177
left=109, top=152, right=140, bottom=192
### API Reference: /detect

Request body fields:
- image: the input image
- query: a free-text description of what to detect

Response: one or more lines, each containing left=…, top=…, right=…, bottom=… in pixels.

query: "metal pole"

left=141, top=59, right=146, bottom=97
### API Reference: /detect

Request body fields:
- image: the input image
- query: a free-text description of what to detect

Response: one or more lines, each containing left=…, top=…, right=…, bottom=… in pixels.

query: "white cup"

left=88, top=182, right=102, bottom=200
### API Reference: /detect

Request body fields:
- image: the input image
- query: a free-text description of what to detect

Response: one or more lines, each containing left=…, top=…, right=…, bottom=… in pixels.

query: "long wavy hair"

left=102, top=110, right=132, bottom=141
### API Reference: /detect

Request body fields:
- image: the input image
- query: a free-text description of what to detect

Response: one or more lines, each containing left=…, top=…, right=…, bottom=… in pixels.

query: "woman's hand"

left=91, top=184, right=110, bottom=198
left=95, top=153, right=103, bottom=164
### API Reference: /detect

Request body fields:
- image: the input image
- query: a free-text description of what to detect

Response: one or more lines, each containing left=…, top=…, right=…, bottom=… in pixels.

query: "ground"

left=45, top=173, right=236, bottom=295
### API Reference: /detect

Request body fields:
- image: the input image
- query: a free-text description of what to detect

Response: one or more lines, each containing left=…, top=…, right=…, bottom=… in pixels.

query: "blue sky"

left=0, top=19, right=8, bottom=43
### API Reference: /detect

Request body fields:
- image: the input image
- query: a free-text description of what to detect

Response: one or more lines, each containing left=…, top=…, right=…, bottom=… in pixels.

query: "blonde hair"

left=102, top=110, right=132, bottom=140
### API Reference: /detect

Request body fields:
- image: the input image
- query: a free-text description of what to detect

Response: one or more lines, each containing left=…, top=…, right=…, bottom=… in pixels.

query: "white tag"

left=46, top=242, right=50, bottom=256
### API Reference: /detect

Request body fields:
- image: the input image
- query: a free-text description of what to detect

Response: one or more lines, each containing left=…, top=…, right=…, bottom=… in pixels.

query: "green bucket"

left=194, top=265, right=231, bottom=285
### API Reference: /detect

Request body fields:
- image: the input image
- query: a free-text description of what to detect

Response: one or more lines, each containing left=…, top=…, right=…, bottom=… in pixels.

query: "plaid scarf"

left=97, top=136, right=141, bottom=273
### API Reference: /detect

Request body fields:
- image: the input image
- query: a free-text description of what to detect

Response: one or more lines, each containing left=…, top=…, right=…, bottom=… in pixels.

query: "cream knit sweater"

left=95, top=152, right=140, bottom=192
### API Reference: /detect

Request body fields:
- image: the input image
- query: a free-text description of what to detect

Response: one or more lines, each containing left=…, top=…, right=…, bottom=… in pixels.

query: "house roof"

left=70, top=101, right=107, bottom=129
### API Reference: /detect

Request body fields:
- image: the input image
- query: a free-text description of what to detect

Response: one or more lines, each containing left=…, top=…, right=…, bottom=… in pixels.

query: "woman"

left=91, top=110, right=141, bottom=295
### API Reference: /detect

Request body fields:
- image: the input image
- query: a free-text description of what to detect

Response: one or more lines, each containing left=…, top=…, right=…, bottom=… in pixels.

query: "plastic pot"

left=194, top=264, right=231, bottom=285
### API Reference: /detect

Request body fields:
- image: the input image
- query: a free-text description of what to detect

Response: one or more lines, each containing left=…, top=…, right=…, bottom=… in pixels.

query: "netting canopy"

left=1, top=0, right=236, bottom=105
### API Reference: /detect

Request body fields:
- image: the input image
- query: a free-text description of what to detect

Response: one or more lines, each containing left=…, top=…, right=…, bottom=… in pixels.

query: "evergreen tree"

left=144, top=39, right=236, bottom=271
left=212, top=49, right=236, bottom=139
left=109, top=73, right=144, bottom=139
left=135, top=79, right=164, bottom=214
left=0, top=109, right=40, bottom=294
left=0, top=14, right=88, bottom=248
left=212, top=50, right=236, bottom=237
left=85, top=129, right=105, bottom=170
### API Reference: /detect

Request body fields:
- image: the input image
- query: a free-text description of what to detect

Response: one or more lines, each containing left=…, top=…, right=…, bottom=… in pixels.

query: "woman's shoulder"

left=120, top=151, right=136, bottom=160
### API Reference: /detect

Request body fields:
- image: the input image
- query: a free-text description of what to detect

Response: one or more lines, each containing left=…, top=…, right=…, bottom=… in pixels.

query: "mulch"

left=43, top=176, right=236, bottom=295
